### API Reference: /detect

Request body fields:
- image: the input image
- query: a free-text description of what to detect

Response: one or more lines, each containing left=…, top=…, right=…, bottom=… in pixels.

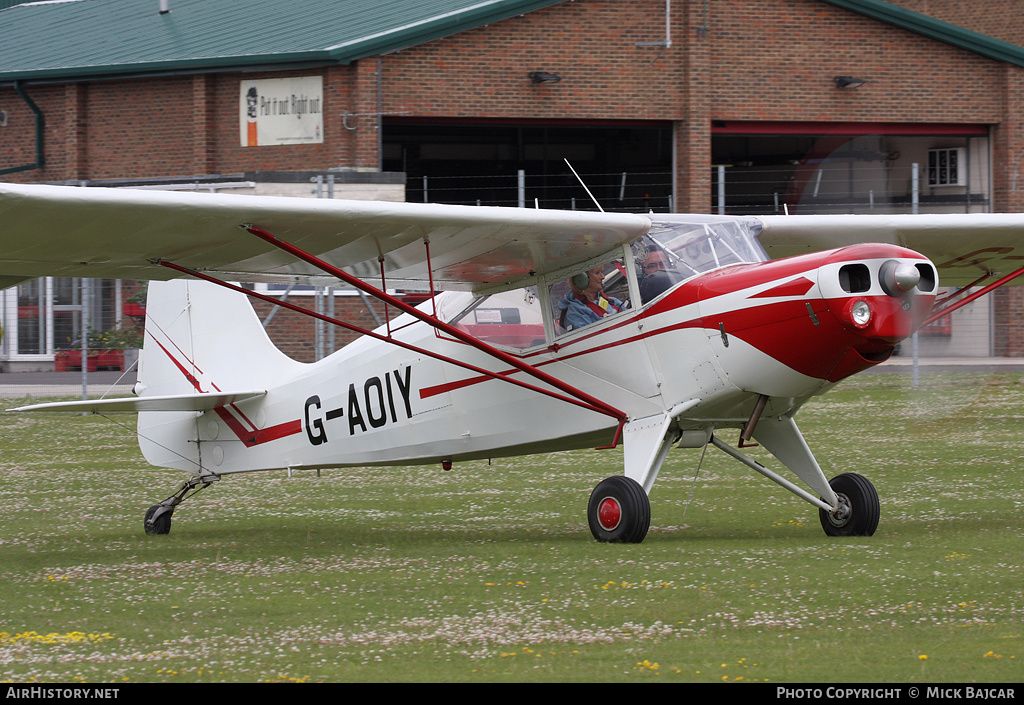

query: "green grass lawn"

left=0, top=371, right=1021, bottom=683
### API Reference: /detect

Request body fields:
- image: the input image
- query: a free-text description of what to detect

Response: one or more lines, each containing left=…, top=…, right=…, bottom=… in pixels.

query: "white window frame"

left=928, top=148, right=966, bottom=187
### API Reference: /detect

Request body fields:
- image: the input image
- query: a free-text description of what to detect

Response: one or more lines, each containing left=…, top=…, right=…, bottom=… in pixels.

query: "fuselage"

left=137, top=239, right=937, bottom=476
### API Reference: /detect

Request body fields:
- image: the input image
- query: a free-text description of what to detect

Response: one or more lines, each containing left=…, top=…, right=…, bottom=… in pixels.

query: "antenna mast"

left=564, top=159, right=604, bottom=212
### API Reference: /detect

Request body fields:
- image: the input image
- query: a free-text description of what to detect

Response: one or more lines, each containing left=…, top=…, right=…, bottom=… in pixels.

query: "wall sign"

left=240, top=76, right=323, bottom=147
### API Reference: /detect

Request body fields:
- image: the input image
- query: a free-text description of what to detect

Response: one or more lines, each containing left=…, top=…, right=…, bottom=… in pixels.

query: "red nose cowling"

left=686, top=243, right=937, bottom=383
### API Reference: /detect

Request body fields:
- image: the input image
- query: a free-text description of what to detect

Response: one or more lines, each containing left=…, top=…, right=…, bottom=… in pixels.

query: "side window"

left=448, top=287, right=546, bottom=351
left=551, top=258, right=630, bottom=335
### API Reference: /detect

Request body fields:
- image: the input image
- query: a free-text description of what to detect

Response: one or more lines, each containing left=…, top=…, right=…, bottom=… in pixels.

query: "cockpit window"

left=636, top=216, right=770, bottom=303
left=551, top=257, right=630, bottom=335
left=447, top=287, right=547, bottom=351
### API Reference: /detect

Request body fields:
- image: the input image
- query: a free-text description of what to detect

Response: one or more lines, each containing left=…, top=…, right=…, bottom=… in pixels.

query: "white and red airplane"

left=3, top=181, right=1024, bottom=542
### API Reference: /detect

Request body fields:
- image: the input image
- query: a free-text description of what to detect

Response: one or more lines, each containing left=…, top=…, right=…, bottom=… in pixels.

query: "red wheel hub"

left=597, top=497, right=622, bottom=531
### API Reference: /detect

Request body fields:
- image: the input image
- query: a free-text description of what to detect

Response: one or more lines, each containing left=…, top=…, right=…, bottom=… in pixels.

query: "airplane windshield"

left=635, top=215, right=769, bottom=303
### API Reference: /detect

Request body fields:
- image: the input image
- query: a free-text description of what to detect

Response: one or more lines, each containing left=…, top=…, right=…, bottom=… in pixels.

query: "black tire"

left=144, top=505, right=172, bottom=535
left=819, top=472, right=879, bottom=537
left=588, top=476, right=651, bottom=543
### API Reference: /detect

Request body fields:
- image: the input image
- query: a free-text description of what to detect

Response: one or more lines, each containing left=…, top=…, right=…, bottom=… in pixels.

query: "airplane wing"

left=0, top=183, right=651, bottom=293
left=6, top=183, right=1022, bottom=292
left=754, top=213, right=1024, bottom=287
left=7, top=390, right=267, bottom=413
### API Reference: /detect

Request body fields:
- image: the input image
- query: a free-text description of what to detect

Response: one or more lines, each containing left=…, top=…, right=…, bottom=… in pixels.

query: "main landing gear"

left=585, top=470, right=879, bottom=544
left=144, top=473, right=219, bottom=535
left=587, top=476, right=651, bottom=543
left=819, top=472, right=880, bottom=536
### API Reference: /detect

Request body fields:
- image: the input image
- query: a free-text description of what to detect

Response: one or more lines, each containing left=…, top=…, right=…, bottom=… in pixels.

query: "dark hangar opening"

left=382, top=120, right=673, bottom=213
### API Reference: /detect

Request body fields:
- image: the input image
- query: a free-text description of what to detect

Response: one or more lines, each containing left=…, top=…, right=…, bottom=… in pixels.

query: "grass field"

left=0, top=371, right=1021, bottom=683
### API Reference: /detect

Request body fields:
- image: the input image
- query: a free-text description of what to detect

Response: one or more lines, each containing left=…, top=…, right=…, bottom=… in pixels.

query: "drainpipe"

left=0, top=81, right=45, bottom=176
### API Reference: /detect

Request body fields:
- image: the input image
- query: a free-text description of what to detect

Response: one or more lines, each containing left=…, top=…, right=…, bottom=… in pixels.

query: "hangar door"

left=711, top=121, right=991, bottom=216
left=383, top=119, right=673, bottom=213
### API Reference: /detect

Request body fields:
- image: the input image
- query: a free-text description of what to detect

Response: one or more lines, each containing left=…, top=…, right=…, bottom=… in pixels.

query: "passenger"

left=639, top=248, right=682, bottom=303
left=557, top=265, right=625, bottom=332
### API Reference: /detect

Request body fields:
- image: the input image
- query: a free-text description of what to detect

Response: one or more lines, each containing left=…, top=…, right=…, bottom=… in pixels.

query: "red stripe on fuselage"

left=150, top=330, right=302, bottom=447
left=213, top=407, right=302, bottom=447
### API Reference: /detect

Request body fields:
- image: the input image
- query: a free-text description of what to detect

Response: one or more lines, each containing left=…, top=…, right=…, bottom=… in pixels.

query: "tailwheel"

left=143, top=473, right=219, bottom=536
left=819, top=472, right=880, bottom=537
left=144, top=505, right=173, bottom=535
left=588, top=476, right=651, bottom=543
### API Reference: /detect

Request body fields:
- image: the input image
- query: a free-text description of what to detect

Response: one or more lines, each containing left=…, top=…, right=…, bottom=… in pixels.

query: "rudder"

left=136, top=279, right=305, bottom=472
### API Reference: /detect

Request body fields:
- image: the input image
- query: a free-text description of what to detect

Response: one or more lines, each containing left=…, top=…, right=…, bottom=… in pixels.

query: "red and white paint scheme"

left=3, top=183, right=1024, bottom=542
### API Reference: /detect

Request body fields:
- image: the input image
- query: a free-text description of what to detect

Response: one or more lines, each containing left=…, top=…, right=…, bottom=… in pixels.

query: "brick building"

left=2, top=0, right=1024, bottom=366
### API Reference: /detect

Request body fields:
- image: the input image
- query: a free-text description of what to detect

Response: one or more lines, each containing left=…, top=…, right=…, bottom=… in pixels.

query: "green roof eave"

left=0, top=0, right=570, bottom=83
left=0, top=54, right=337, bottom=84
left=0, top=56, right=323, bottom=84
left=324, top=0, right=569, bottom=64
left=821, top=0, right=1024, bottom=68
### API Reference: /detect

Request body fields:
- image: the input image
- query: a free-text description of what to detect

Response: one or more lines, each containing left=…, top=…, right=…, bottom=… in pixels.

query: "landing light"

left=847, top=299, right=872, bottom=328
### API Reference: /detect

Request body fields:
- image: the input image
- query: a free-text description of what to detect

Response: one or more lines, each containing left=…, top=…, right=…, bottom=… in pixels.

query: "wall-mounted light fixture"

left=528, top=72, right=562, bottom=84
left=0, top=110, right=7, bottom=127
left=834, top=76, right=867, bottom=89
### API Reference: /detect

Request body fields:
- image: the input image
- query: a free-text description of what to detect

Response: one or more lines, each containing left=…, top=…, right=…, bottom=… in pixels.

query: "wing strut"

left=923, top=263, right=1024, bottom=326
left=159, top=224, right=628, bottom=446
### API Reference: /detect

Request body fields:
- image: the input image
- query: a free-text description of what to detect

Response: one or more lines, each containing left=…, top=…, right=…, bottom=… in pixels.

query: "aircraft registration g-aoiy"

left=3, top=181, right=1024, bottom=542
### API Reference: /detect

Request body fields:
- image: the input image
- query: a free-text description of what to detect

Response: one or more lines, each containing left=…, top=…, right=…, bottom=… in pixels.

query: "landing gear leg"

left=144, top=473, right=219, bottom=535
left=819, top=473, right=879, bottom=537
left=588, top=476, right=651, bottom=543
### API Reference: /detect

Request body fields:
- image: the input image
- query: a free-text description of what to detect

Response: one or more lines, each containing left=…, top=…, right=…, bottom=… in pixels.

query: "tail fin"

left=138, top=279, right=303, bottom=397
left=137, top=279, right=305, bottom=471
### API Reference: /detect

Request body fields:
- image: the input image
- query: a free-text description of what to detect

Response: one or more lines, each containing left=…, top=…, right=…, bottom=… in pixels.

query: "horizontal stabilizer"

left=7, top=390, right=266, bottom=414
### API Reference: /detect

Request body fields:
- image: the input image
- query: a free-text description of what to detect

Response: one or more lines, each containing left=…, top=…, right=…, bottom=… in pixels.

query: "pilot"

left=639, top=248, right=681, bottom=303
left=557, top=265, right=625, bottom=331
